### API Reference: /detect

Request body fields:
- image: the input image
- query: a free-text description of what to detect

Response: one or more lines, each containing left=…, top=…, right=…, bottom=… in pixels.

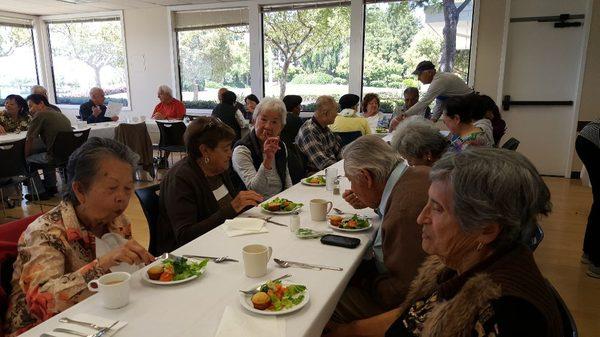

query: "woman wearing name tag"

left=156, top=117, right=263, bottom=254
left=3, top=138, right=153, bottom=337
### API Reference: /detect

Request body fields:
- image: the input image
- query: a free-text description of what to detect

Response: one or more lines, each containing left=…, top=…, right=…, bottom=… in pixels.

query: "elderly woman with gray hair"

left=232, top=97, right=292, bottom=198
left=391, top=116, right=449, bottom=166
left=333, top=135, right=430, bottom=322
left=152, top=84, right=186, bottom=120
left=326, top=148, right=563, bottom=337
left=4, top=138, right=153, bottom=337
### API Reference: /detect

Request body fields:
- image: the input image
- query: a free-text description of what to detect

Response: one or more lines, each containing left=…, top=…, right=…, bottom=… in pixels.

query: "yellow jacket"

left=329, top=110, right=371, bottom=135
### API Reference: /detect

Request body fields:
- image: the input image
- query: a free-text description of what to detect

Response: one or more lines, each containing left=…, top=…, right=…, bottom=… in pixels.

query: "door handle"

left=502, top=95, right=573, bottom=111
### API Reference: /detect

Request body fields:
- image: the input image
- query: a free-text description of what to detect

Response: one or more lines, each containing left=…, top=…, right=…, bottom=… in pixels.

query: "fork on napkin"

left=223, top=218, right=268, bottom=237
left=48, top=314, right=127, bottom=337
left=214, top=306, right=285, bottom=337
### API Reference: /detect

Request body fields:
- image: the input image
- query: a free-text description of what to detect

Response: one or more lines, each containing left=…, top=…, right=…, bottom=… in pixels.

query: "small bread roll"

left=147, top=265, right=164, bottom=280
left=251, top=292, right=271, bottom=310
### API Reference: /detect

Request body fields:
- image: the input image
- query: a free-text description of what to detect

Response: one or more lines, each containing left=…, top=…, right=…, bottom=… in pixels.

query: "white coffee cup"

left=242, top=244, right=273, bottom=278
left=87, top=272, right=131, bottom=309
left=310, top=199, right=333, bottom=221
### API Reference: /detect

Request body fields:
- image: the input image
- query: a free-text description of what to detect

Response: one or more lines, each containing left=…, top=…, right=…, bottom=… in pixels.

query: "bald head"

left=89, top=87, right=105, bottom=106
left=30, top=85, right=48, bottom=98
left=314, top=95, right=338, bottom=126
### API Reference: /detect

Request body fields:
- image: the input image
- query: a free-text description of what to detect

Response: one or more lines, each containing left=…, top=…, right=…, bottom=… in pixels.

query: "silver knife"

left=286, top=260, right=343, bottom=271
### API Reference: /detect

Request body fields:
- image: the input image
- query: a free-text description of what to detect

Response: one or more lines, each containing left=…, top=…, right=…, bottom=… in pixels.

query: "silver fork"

left=182, top=254, right=238, bottom=263
left=54, top=321, right=118, bottom=337
left=238, top=274, right=292, bottom=295
left=59, top=317, right=106, bottom=330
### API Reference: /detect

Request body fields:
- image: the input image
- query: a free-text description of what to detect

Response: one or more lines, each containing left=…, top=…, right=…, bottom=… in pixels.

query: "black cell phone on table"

left=320, top=234, right=360, bottom=249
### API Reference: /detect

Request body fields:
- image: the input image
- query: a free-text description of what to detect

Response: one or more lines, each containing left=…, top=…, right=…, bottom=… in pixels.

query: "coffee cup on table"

left=242, top=244, right=272, bottom=278
left=87, top=271, right=131, bottom=309
left=310, top=199, right=333, bottom=221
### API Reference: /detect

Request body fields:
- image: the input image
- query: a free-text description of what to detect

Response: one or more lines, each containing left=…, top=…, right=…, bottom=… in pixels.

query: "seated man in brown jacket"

left=332, top=135, right=430, bottom=322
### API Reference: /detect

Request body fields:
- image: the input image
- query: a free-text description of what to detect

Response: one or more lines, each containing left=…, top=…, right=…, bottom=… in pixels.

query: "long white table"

left=0, top=122, right=122, bottom=145
left=19, top=161, right=380, bottom=337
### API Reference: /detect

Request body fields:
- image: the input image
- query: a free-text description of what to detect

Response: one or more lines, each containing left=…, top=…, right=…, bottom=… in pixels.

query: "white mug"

left=87, top=272, right=131, bottom=309
left=242, top=244, right=272, bottom=278
left=310, top=199, right=333, bottom=221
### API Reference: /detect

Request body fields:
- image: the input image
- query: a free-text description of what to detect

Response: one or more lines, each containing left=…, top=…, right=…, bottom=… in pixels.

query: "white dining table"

left=19, top=160, right=380, bottom=337
left=0, top=132, right=26, bottom=144
left=0, top=121, right=127, bottom=145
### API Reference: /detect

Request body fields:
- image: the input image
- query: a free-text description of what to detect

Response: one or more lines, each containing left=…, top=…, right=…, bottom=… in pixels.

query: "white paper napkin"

left=95, top=233, right=142, bottom=273
left=51, top=313, right=127, bottom=337
left=214, top=306, right=285, bottom=337
left=222, top=218, right=268, bottom=237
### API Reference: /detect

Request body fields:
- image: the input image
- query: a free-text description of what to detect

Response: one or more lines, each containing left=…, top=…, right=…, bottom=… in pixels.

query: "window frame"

left=0, top=15, right=41, bottom=105
left=167, top=0, right=479, bottom=115
left=41, top=11, right=132, bottom=110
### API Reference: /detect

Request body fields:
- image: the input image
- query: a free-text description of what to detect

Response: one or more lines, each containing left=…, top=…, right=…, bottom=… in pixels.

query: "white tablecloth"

left=0, top=132, right=25, bottom=144
left=19, top=161, right=380, bottom=337
left=0, top=122, right=122, bottom=145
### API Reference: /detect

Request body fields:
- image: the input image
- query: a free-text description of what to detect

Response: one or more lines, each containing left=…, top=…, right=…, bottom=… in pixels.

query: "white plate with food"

left=301, top=175, right=326, bottom=186
left=239, top=280, right=309, bottom=316
left=141, top=257, right=208, bottom=285
left=328, top=214, right=372, bottom=232
left=260, top=197, right=303, bottom=215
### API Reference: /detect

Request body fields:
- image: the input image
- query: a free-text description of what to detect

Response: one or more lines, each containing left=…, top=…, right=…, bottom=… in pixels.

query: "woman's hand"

left=389, top=114, right=405, bottom=131
left=262, top=136, right=281, bottom=170
left=343, top=189, right=367, bottom=209
left=0, top=125, right=6, bottom=135
left=97, top=239, right=154, bottom=271
left=231, top=190, right=264, bottom=213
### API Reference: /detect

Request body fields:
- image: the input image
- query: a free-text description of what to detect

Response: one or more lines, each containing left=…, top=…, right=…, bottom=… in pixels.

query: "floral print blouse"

left=0, top=111, right=31, bottom=133
left=449, top=131, right=489, bottom=152
left=3, top=202, right=132, bottom=337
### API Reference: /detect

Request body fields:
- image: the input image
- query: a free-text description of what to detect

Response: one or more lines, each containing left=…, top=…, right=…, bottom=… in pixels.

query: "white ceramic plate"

left=328, top=217, right=373, bottom=232
left=260, top=201, right=303, bottom=215
left=141, top=258, right=206, bottom=285
left=239, top=282, right=309, bottom=316
left=301, top=175, right=326, bottom=186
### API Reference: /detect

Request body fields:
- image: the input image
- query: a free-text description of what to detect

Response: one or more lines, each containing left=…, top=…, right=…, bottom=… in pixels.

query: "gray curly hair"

left=63, top=137, right=139, bottom=206
left=391, top=116, right=449, bottom=161
left=430, top=147, right=552, bottom=248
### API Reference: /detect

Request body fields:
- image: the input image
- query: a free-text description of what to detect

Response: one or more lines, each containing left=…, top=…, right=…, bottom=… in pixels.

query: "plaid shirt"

left=295, top=117, right=342, bottom=171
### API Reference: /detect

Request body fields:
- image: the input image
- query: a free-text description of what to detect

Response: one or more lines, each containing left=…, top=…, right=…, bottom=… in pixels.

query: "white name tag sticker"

left=212, top=184, right=229, bottom=201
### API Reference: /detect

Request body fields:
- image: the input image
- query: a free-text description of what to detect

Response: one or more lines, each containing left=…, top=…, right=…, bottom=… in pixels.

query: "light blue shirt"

left=373, top=161, right=408, bottom=272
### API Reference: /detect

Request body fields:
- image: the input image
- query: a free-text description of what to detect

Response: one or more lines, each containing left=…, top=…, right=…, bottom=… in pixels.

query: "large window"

left=47, top=17, right=129, bottom=106
left=175, top=8, right=250, bottom=109
left=0, top=23, right=38, bottom=103
left=363, top=0, right=474, bottom=113
left=262, top=2, right=351, bottom=109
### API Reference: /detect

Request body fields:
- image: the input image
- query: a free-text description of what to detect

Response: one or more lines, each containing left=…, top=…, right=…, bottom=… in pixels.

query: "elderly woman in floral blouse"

left=0, top=95, right=31, bottom=134
left=3, top=137, right=154, bottom=337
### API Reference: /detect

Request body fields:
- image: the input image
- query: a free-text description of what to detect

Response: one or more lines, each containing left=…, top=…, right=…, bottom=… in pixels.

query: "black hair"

left=4, top=94, right=29, bottom=118
left=26, top=93, right=50, bottom=106
left=184, top=116, right=236, bottom=159
left=244, top=94, right=259, bottom=105
left=222, top=91, right=237, bottom=105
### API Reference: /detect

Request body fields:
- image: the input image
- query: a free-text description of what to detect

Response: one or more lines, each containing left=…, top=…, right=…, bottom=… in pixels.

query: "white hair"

left=253, top=97, right=287, bottom=126
left=391, top=116, right=449, bottom=160
left=158, top=85, right=173, bottom=96
left=30, top=85, right=48, bottom=97
left=343, top=135, right=401, bottom=184
left=89, top=87, right=104, bottom=97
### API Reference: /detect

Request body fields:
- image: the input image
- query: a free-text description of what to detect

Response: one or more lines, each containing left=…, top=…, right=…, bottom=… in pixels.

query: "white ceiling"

left=0, top=0, right=241, bottom=16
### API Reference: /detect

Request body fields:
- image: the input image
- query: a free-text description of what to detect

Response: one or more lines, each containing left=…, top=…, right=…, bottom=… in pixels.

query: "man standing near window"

left=79, top=87, right=119, bottom=124
left=400, top=61, right=473, bottom=122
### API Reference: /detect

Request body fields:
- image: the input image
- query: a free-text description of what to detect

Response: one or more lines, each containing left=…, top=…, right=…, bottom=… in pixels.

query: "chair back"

left=501, top=137, right=520, bottom=151
left=156, top=121, right=186, bottom=149
left=134, top=184, right=160, bottom=256
left=51, top=128, right=91, bottom=166
left=0, top=138, right=27, bottom=179
left=545, top=279, right=578, bottom=337
left=1, top=213, right=44, bottom=322
left=115, top=122, right=154, bottom=168
left=335, top=131, right=362, bottom=147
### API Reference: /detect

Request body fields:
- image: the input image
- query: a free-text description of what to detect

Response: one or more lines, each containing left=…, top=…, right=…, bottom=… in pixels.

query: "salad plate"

left=301, top=175, right=326, bottom=186
left=328, top=215, right=372, bottom=232
left=261, top=197, right=303, bottom=215
left=239, top=279, right=309, bottom=315
left=141, top=257, right=208, bottom=285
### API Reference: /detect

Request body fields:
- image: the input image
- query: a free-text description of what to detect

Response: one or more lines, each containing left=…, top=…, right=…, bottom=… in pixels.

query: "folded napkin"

left=223, top=218, right=268, bottom=237
left=51, top=313, right=127, bottom=337
left=214, top=306, right=285, bottom=337
left=95, top=233, right=142, bottom=273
